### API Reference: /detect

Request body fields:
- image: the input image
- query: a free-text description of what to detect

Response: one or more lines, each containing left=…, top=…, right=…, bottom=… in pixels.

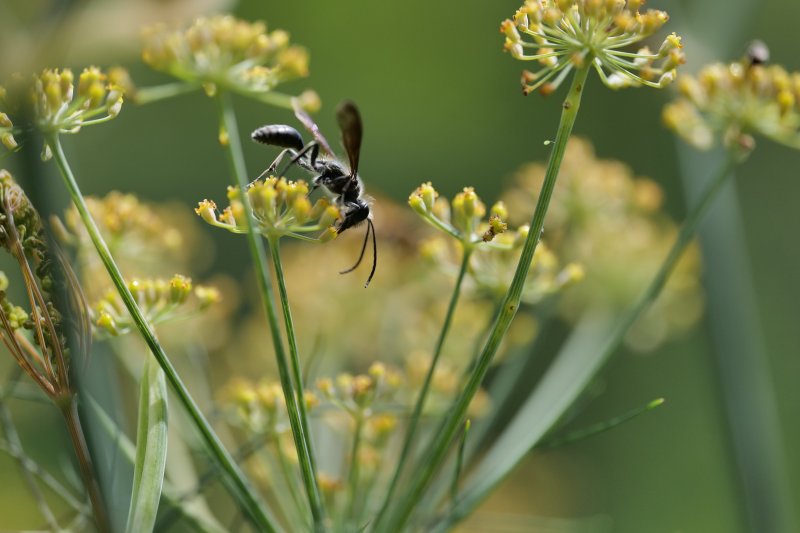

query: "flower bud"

left=170, top=275, right=192, bottom=304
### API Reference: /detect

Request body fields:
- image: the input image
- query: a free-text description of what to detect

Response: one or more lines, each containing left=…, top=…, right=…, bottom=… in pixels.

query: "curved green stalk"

left=429, top=151, right=744, bottom=532
left=374, top=64, right=591, bottom=533
left=374, top=247, right=473, bottom=524
left=213, top=91, right=326, bottom=531
left=45, top=134, right=279, bottom=533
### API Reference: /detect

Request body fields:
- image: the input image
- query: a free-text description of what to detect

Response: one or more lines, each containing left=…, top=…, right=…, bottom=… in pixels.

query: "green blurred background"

left=1, top=0, right=798, bottom=531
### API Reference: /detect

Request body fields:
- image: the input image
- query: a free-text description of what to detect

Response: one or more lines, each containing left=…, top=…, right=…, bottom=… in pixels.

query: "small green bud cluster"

left=0, top=86, right=17, bottom=151
left=503, top=0, right=684, bottom=94
left=316, top=362, right=402, bottom=414
left=663, top=49, right=800, bottom=151
left=197, top=176, right=339, bottom=241
left=410, top=181, right=579, bottom=302
left=223, top=377, right=315, bottom=435
left=409, top=182, right=510, bottom=246
left=93, top=274, right=221, bottom=336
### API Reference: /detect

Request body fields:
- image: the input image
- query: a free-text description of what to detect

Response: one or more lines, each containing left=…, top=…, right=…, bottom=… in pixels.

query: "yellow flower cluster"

left=94, top=275, right=221, bottom=336
left=501, top=138, right=703, bottom=351
left=142, top=15, right=310, bottom=97
left=1, top=67, right=124, bottom=157
left=409, top=183, right=510, bottom=245
left=663, top=52, right=800, bottom=150
left=54, top=191, right=195, bottom=297
left=410, top=182, right=582, bottom=303
left=197, top=177, right=339, bottom=241
left=221, top=357, right=490, bottom=509
left=502, top=0, right=684, bottom=94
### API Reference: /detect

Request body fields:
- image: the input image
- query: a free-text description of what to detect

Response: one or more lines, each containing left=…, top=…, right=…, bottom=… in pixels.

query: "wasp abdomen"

left=251, top=125, right=305, bottom=151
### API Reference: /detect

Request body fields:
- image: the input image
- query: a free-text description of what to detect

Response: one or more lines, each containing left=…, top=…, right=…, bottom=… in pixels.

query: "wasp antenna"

left=339, top=220, right=370, bottom=275
left=364, top=219, right=377, bottom=288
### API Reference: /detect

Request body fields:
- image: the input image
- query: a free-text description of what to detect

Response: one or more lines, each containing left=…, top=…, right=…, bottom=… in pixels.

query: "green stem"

left=430, top=151, right=744, bottom=533
left=213, top=92, right=326, bottom=531
left=449, top=419, right=470, bottom=506
left=374, top=247, right=473, bottom=523
left=272, top=434, right=307, bottom=529
left=267, top=235, right=319, bottom=477
left=374, top=64, right=591, bottom=533
left=134, top=82, right=199, bottom=105
left=45, top=134, right=279, bottom=533
left=346, top=412, right=365, bottom=525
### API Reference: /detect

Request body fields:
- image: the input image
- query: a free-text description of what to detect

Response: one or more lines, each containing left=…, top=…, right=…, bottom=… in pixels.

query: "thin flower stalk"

left=374, top=246, right=473, bottom=522
left=44, top=134, right=279, bottom=532
left=267, top=234, right=321, bottom=505
left=375, top=64, right=592, bottom=533
left=213, top=90, right=326, bottom=531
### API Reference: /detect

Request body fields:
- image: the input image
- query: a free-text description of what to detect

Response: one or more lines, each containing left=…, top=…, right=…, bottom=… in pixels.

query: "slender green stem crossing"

left=213, top=92, right=326, bottom=531
left=374, top=247, right=473, bottom=524
left=267, top=235, right=319, bottom=478
left=46, top=134, right=279, bottom=532
left=374, top=64, right=591, bottom=533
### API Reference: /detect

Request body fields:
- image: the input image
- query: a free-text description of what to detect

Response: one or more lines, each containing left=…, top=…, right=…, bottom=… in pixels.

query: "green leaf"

left=126, top=356, right=169, bottom=533
left=87, top=395, right=227, bottom=533
left=538, top=397, right=665, bottom=449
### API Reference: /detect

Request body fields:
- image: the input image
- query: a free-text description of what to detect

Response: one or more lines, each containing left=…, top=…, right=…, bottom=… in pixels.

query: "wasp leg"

left=277, top=141, right=320, bottom=177
left=340, top=219, right=370, bottom=274
left=267, top=148, right=296, bottom=173
left=338, top=218, right=377, bottom=288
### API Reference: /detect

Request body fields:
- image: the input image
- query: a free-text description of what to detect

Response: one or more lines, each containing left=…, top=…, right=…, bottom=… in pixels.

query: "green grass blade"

left=126, top=356, right=168, bottom=533
left=87, top=395, right=227, bottom=533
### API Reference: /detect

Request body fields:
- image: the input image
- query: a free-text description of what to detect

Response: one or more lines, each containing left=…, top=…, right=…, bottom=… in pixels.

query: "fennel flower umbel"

left=663, top=44, right=800, bottom=150
left=1, top=67, right=124, bottom=158
left=502, top=0, right=685, bottom=95
left=142, top=15, right=314, bottom=102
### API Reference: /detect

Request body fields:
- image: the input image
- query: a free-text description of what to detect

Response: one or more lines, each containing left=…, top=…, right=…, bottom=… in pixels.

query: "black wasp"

left=251, top=101, right=376, bottom=287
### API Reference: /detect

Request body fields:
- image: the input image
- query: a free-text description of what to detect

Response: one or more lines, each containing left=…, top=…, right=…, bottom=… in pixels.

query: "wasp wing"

left=292, top=98, right=335, bottom=156
left=336, top=100, right=363, bottom=178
